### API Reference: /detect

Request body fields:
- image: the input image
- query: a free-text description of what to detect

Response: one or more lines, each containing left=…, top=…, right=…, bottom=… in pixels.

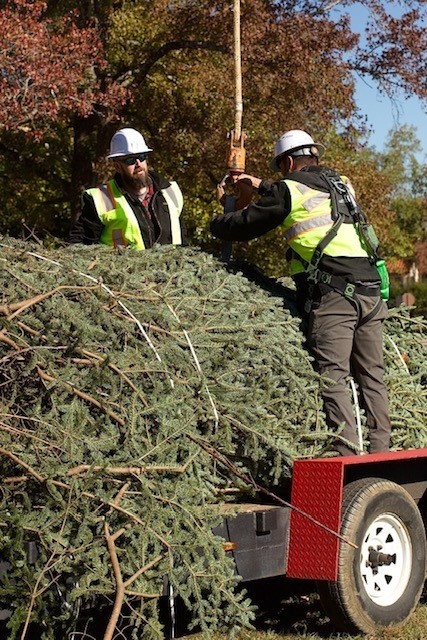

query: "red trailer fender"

left=287, top=448, right=427, bottom=581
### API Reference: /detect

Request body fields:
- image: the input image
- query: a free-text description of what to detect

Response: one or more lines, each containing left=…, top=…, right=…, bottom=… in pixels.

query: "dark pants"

left=306, top=290, right=391, bottom=456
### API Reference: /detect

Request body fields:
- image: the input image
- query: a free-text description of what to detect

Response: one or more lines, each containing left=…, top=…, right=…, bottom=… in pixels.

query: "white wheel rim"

left=359, top=512, right=412, bottom=607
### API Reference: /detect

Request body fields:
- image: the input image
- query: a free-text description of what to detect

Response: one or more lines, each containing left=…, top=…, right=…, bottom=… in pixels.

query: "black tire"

left=317, top=477, right=426, bottom=634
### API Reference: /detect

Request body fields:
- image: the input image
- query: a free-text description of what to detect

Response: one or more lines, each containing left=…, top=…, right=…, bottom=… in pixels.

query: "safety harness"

left=290, top=168, right=388, bottom=320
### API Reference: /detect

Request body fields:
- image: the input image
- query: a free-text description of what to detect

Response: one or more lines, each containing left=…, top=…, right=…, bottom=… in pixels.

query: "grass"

left=179, top=579, right=427, bottom=640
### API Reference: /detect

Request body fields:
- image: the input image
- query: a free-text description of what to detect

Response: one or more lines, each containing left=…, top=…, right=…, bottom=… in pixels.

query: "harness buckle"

left=329, top=177, right=347, bottom=195
left=306, top=266, right=318, bottom=283
left=344, top=283, right=356, bottom=298
left=319, top=271, right=332, bottom=284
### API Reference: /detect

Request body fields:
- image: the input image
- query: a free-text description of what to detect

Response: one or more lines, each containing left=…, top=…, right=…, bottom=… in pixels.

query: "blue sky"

left=354, top=81, right=427, bottom=158
left=335, top=2, right=427, bottom=159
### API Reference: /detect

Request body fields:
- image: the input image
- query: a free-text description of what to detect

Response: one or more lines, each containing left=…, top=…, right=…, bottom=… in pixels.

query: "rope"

left=233, top=0, right=243, bottom=140
left=385, top=334, right=410, bottom=374
left=349, top=376, right=364, bottom=454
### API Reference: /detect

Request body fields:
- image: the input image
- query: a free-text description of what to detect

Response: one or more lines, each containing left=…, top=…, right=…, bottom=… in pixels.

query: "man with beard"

left=69, top=127, right=187, bottom=249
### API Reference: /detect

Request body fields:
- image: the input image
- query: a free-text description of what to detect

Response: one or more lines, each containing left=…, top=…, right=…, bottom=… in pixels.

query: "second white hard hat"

left=107, top=128, right=153, bottom=158
left=270, top=129, right=325, bottom=171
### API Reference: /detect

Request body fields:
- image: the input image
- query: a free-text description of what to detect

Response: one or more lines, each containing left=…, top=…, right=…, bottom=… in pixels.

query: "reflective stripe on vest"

left=283, top=182, right=332, bottom=242
left=89, top=183, right=115, bottom=216
left=282, top=178, right=370, bottom=275
left=162, top=182, right=183, bottom=245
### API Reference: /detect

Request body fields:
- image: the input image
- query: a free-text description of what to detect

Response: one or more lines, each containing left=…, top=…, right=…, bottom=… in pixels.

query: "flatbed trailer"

left=215, top=448, right=427, bottom=634
left=2, top=448, right=426, bottom=636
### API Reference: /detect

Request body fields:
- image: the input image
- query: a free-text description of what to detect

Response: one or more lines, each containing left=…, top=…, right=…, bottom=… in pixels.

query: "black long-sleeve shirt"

left=210, top=179, right=289, bottom=241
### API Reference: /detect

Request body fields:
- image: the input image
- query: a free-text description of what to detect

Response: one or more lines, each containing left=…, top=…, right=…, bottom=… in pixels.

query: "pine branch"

left=188, top=434, right=357, bottom=549
left=36, top=365, right=126, bottom=426
left=66, top=459, right=195, bottom=477
left=0, top=284, right=98, bottom=320
left=1, top=240, right=426, bottom=637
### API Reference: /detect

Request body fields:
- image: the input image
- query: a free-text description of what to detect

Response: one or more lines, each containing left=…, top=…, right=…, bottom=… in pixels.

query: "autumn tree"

left=0, top=0, right=426, bottom=265
left=375, top=126, right=427, bottom=262
left=0, top=0, right=124, bottom=236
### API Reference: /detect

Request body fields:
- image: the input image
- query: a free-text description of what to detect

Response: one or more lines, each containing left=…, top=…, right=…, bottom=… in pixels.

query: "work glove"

left=233, top=176, right=255, bottom=209
left=217, top=173, right=258, bottom=210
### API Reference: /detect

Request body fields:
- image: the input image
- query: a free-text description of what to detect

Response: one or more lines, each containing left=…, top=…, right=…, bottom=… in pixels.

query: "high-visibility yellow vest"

left=282, top=176, right=371, bottom=275
left=87, top=179, right=183, bottom=250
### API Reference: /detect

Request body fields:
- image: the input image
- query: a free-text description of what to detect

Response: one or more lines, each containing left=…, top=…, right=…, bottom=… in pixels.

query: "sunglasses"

left=121, top=153, right=148, bottom=166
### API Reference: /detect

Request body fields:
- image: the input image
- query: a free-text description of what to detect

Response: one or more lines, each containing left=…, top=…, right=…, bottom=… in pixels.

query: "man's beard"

left=123, top=169, right=151, bottom=192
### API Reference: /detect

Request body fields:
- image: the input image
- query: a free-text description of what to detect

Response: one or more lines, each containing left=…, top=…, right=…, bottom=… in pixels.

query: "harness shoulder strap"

left=304, top=171, right=345, bottom=275
left=320, top=172, right=381, bottom=260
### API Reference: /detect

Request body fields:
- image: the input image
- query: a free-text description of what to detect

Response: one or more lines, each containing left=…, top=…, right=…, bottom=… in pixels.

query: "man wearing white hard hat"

left=69, top=127, right=187, bottom=249
left=211, top=129, right=391, bottom=457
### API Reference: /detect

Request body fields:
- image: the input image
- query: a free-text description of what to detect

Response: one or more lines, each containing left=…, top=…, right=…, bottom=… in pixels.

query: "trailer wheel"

left=317, top=477, right=426, bottom=634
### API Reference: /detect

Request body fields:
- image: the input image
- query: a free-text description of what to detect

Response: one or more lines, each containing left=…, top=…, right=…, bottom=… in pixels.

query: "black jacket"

left=210, top=166, right=379, bottom=284
left=210, top=179, right=289, bottom=241
left=69, top=170, right=188, bottom=247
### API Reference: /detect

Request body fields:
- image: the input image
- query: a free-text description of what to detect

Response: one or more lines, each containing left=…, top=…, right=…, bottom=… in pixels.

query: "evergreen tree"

left=0, top=239, right=426, bottom=638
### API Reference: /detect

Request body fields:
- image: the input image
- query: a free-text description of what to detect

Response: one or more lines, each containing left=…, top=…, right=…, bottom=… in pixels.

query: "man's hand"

left=232, top=177, right=253, bottom=209
left=232, top=173, right=261, bottom=209
left=217, top=173, right=261, bottom=209
left=232, top=173, right=262, bottom=190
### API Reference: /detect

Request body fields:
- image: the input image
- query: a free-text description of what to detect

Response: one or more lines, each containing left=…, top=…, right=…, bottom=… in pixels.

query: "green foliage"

left=182, top=597, right=427, bottom=639
left=389, top=195, right=426, bottom=258
left=407, top=282, right=427, bottom=318
left=0, top=128, right=73, bottom=238
left=1, top=239, right=427, bottom=637
left=374, top=126, right=427, bottom=262
left=377, top=125, right=424, bottom=196
left=391, top=278, right=427, bottom=319
left=0, top=240, right=325, bottom=638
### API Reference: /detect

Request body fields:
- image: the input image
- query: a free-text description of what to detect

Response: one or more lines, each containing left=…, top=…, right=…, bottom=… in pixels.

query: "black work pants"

left=306, top=290, right=391, bottom=456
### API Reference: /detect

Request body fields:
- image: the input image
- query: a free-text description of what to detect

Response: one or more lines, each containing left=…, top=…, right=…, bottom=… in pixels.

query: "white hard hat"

left=270, top=129, right=325, bottom=171
left=107, top=127, right=153, bottom=158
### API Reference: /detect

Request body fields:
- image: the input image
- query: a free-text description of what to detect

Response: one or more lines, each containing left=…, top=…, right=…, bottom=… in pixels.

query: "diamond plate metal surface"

left=287, top=458, right=344, bottom=580
left=286, top=448, right=427, bottom=581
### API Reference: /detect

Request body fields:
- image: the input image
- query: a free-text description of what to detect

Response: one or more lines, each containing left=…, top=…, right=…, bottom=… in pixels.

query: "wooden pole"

left=226, top=0, right=246, bottom=175
left=233, top=0, right=243, bottom=141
